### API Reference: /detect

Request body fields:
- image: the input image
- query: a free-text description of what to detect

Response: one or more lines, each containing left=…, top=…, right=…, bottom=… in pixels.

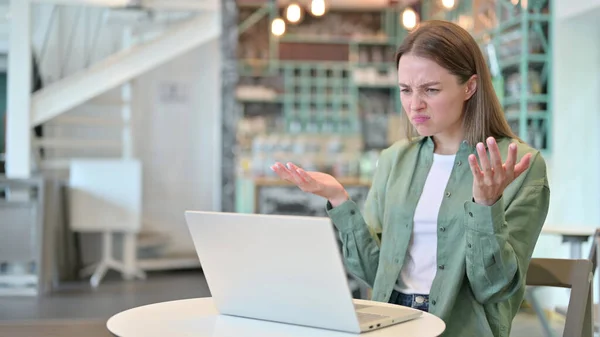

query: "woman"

left=271, top=20, right=550, bottom=337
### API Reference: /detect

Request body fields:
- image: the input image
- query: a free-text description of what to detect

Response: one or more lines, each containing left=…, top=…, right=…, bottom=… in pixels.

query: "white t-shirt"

left=395, top=153, right=455, bottom=294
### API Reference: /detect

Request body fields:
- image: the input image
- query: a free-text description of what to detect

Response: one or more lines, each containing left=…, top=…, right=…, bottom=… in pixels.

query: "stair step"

left=138, top=231, right=170, bottom=249
left=33, top=138, right=121, bottom=149
left=38, top=159, right=71, bottom=170
left=85, top=96, right=129, bottom=107
left=39, top=156, right=132, bottom=170
left=50, top=115, right=126, bottom=127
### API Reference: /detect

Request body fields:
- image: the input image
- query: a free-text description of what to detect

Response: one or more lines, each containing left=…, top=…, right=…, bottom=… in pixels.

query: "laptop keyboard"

left=357, top=312, right=389, bottom=324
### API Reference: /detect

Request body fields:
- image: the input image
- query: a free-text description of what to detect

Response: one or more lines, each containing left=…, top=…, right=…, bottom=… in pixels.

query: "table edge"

left=106, top=297, right=446, bottom=336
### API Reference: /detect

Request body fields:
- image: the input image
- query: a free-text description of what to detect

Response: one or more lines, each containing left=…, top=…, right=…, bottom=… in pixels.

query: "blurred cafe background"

left=1, top=0, right=599, bottom=336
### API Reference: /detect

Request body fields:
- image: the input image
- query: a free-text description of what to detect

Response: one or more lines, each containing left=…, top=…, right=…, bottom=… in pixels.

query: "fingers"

left=271, top=162, right=315, bottom=190
left=291, top=165, right=315, bottom=184
left=504, top=143, right=517, bottom=177
left=476, top=142, right=492, bottom=180
left=285, top=162, right=309, bottom=185
left=486, top=137, right=503, bottom=173
left=468, top=154, right=483, bottom=183
left=270, top=162, right=294, bottom=181
left=514, top=153, right=532, bottom=179
left=285, top=162, right=300, bottom=171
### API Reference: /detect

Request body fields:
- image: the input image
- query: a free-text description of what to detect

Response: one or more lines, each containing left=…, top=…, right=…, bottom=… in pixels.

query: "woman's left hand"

left=468, top=137, right=532, bottom=206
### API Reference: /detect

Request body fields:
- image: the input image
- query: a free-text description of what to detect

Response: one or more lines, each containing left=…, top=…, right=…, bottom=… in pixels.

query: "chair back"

left=527, top=258, right=594, bottom=337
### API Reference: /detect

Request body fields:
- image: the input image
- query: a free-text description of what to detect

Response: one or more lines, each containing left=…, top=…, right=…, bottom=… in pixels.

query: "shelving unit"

left=236, top=6, right=407, bottom=160
left=234, top=3, right=408, bottom=213
left=421, top=0, right=552, bottom=153
left=281, top=63, right=357, bottom=134
left=479, top=0, right=551, bottom=152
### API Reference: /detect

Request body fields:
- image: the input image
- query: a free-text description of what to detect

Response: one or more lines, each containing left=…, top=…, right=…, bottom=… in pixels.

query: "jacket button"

left=439, top=227, right=445, bottom=232
left=468, top=212, right=473, bottom=217
left=438, top=265, right=445, bottom=270
left=457, top=161, right=462, bottom=166
left=431, top=300, right=437, bottom=305
left=445, top=191, right=451, bottom=198
left=350, top=210, right=355, bottom=215
left=468, top=243, right=472, bottom=248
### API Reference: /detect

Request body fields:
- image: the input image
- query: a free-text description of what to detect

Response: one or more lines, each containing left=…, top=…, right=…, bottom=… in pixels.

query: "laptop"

left=184, top=211, right=423, bottom=333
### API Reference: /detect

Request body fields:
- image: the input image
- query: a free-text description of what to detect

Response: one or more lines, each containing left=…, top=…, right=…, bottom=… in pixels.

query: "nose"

left=409, top=92, right=427, bottom=112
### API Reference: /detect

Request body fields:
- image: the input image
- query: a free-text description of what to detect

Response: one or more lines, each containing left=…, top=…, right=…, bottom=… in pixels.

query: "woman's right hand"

left=270, top=162, right=349, bottom=207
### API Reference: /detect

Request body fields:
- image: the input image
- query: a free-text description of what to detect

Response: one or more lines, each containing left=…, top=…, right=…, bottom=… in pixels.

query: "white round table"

left=542, top=225, right=597, bottom=259
left=107, top=297, right=446, bottom=337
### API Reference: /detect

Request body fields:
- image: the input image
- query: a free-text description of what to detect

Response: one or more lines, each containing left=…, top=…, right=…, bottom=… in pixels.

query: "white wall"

left=555, top=0, right=600, bottom=20
left=533, top=7, right=600, bottom=309
left=133, top=38, right=221, bottom=254
left=547, top=13, right=600, bottom=226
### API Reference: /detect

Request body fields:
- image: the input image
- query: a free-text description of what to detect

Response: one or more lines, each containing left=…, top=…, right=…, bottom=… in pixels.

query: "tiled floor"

left=0, top=270, right=565, bottom=336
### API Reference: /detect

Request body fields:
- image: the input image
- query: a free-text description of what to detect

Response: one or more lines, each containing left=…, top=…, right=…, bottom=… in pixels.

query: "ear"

left=464, top=74, right=478, bottom=101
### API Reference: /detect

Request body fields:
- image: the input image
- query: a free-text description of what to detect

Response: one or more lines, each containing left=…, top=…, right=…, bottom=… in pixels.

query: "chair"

left=555, top=229, right=600, bottom=328
left=68, top=159, right=146, bottom=287
left=592, top=229, right=600, bottom=330
left=526, top=258, right=594, bottom=337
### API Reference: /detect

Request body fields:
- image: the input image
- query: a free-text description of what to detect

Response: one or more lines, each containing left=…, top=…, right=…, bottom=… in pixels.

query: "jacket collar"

left=417, top=136, right=490, bottom=160
left=418, top=136, right=491, bottom=153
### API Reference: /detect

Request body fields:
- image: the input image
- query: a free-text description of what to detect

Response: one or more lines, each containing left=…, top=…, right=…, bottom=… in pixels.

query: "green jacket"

left=326, top=136, right=550, bottom=337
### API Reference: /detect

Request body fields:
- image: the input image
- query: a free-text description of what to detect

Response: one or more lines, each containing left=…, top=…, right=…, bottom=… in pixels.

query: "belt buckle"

left=414, top=295, right=425, bottom=304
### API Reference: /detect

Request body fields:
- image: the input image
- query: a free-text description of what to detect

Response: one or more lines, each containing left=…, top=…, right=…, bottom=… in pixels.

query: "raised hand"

left=468, top=137, right=532, bottom=206
left=270, top=162, right=349, bottom=207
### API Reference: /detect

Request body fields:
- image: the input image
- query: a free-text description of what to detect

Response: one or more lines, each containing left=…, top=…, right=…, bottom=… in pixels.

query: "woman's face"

left=397, top=53, right=475, bottom=139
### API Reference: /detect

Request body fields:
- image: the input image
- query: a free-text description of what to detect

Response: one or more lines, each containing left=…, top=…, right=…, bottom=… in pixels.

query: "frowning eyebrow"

left=399, top=81, right=441, bottom=87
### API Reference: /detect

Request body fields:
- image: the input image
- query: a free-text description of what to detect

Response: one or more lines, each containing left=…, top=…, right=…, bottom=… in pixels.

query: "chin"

left=413, top=125, right=436, bottom=137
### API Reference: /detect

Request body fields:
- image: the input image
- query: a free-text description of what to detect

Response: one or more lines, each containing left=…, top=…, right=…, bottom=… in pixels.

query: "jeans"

left=388, top=290, right=430, bottom=312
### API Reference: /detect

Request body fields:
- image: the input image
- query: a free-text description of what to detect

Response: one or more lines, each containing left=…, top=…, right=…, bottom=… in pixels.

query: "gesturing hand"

left=468, top=137, right=532, bottom=206
left=270, top=162, right=349, bottom=207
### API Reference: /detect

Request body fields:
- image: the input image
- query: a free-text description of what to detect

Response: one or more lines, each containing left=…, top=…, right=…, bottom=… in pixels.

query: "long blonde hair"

left=395, top=20, right=520, bottom=145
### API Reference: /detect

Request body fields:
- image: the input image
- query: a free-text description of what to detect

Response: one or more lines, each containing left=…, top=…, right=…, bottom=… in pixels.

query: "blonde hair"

left=394, top=20, right=520, bottom=146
